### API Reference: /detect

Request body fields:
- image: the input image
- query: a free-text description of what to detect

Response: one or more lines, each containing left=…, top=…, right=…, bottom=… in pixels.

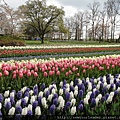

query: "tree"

left=88, top=1, right=100, bottom=41
left=18, top=0, right=64, bottom=44
left=105, top=0, right=120, bottom=42
left=0, top=0, right=21, bottom=35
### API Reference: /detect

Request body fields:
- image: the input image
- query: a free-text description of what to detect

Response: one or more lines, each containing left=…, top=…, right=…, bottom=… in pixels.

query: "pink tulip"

left=44, top=72, right=48, bottom=77
left=19, top=73, right=23, bottom=78
left=0, top=72, right=2, bottom=77
left=66, top=72, right=69, bottom=76
left=4, top=70, right=9, bottom=76
left=27, top=71, right=31, bottom=77
left=76, top=73, right=80, bottom=76
left=13, top=74, right=16, bottom=79
left=61, top=68, right=65, bottom=72
left=82, top=69, right=86, bottom=73
left=56, top=71, right=60, bottom=75
left=34, top=72, right=38, bottom=77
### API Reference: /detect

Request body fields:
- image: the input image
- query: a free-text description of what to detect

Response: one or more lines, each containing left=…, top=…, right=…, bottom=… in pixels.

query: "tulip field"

left=0, top=45, right=120, bottom=119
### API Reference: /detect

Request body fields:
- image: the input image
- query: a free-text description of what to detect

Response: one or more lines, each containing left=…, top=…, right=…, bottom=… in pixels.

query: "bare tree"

left=88, top=1, right=100, bottom=41
left=105, top=0, right=120, bottom=42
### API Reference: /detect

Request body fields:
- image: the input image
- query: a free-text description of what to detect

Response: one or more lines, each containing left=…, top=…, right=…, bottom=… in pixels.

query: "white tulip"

left=70, top=106, right=76, bottom=115
left=8, top=107, right=15, bottom=115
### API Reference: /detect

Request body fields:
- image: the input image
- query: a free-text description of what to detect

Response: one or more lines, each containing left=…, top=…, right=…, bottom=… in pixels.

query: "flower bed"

left=0, top=55, right=120, bottom=92
left=0, top=74, right=120, bottom=119
left=0, top=46, right=120, bottom=58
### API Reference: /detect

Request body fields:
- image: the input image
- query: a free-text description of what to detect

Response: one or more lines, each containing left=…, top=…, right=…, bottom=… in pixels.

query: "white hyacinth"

left=106, top=96, right=113, bottom=104
left=117, top=87, right=120, bottom=92
left=29, top=90, right=34, bottom=96
left=107, top=84, right=111, bottom=90
left=35, top=106, right=41, bottom=115
left=59, top=89, right=63, bottom=95
left=51, top=88, right=56, bottom=95
left=4, top=90, right=10, bottom=97
left=66, top=84, right=70, bottom=88
left=8, top=107, right=15, bottom=115
left=110, top=92, right=114, bottom=97
left=94, top=79, right=97, bottom=84
left=110, top=79, right=114, bottom=84
left=10, top=92, right=15, bottom=98
left=27, top=104, right=32, bottom=111
left=0, top=103, right=2, bottom=109
left=65, top=87, right=70, bottom=93
left=96, top=84, right=100, bottom=89
left=57, top=99, right=65, bottom=110
left=84, top=98, right=89, bottom=105
left=30, top=96, right=36, bottom=104
left=24, top=96, right=29, bottom=103
left=41, top=97, right=48, bottom=108
left=71, top=98, right=76, bottom=106
left=103, top=82, right=107, bottom=87
left=96, top=94, right=102, bottom=100
left=74, top=85, right=78, bottom=91
left=47, top=94, right=53, bottom=102
left=15, top=100, right=21, bottom=107
left=70, top=91, right=74, bottom=100
left=44, top=88, right=49, bottom=94
left=95, top=98, right=99, bottom=106
left=70, top=81, right=74, bottom=86
left=4, top=98, right=10, bottom=106
left=86, top=77, right=90, bottom=83
left=58, top=96, right=64, bottom=103
left=70, top=106, right=76, bottom=115
left=22, top=107, right=27, bottom=115
left=21, top=86, right=27, bottom=93
left=78, top=79, right=82, bottom=84
left=74, top=90, right=78, bottom=97
left=38, top=91, right=43, bottom=97
left=59, top=81, right=63, bottom=87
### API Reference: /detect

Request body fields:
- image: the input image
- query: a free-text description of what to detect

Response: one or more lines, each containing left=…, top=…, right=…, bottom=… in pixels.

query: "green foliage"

left=0, top=35, right=26, bottom=46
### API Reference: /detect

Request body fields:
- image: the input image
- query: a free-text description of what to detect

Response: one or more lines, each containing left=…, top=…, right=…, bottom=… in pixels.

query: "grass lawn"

left=25, top=40, right=120, bottom=46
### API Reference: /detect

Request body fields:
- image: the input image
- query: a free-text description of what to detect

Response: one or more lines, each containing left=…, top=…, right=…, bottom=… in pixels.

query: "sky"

left=1, top=0, right=108, bottom=17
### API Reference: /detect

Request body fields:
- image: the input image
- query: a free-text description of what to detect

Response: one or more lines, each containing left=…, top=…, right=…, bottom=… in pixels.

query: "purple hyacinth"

left=0, top=94, right=3, bottom=103
left=101, top=96, right=106, bottom=103
left=5, top=101, right=12, bottom=110
left=63, top=87, right=66, bottom=93
left=17, top=91, right=22, bottom=99
left=91, top=98, right=96, bottom=108
left=65, top=101, right=71, bottom=110
left=107, top=77, right=110, bottom=84
left=79, top=100, right=84, bottom=105
left=12, top=90, right=16, bottom=95
left=0, top=110, right=2, bottom=117
left=70, top=86, right=74, bottom=92
left=24, top=91, right=29, bottom=97
left=41, top=83, right=46, bottom=90
left=16, top=106, right=22, bottom=114
left=45, top=91, right=50, bottom=98
left=32, top=100, right=38, bottom=109
left=77, top=84, right=81, bottom=89
left=63, top=80, right=67, bottom=85
left=90, top=92, right=95, bottom=99
left=78, top=90, right=83, bottom=98
left=102, top=87, right=107, bottom=95
left=100, top=77, right=103, bottom=82
left=49, top=104, right=56, bottom=115
left=110, top=84, right=114, bottom=90
left=38, top=96, right=42, bottom=106
left=65, top=92, right=70, bottom=101
left=114, top=90, right=118, bottom=97
left=53, top=98, right=58, bottom=106
left=100, top=83, right=103, bottom=89
left=105, top=93, right=109, bottom=100
left=21, top=98, right=27, bottom=107
left=10, top=96, right=15, bottom=105
left=34, top=86, right=38, bottom=95
left=81, top=84, right=85, bottom=93
left=50, top=86, right=55, bottom=93
left=78, top=104, right=83, bottom=112
left=27, top=110, right=33, bottom=116
left=75, top=78, right=79, bottom=85
left=26, top=88, right=30, bottom=92
left=14, top=114, right=22, bottom=120
left=92, top=84, right=96, bottom=89
left=116, top=82, right=119, bottom=89
left=53, top=93, right=58, bottom=99
left=95, top=90, right=99, bottom=96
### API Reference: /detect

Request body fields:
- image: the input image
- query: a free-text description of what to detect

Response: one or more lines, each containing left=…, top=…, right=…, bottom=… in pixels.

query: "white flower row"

left=0, top=44, right=120, bottom=50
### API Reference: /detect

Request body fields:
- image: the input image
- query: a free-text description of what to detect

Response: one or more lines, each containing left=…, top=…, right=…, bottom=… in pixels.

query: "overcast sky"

left=1, top=0, right=108, bottom=17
